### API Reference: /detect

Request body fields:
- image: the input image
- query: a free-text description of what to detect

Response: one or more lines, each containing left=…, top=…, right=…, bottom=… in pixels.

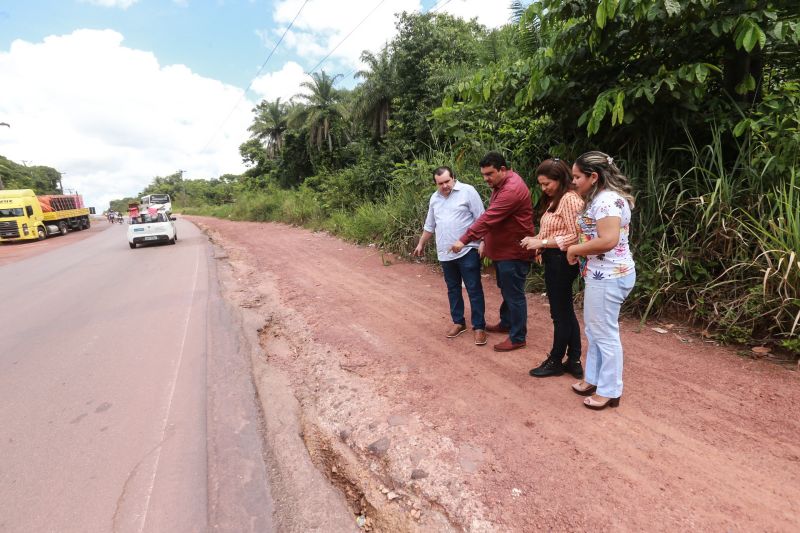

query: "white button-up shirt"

left=423, top=181, right=485, bottom=262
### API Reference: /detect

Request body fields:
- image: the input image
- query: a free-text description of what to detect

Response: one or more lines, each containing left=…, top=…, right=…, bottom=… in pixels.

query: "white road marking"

left=138, top=246, right=202, bottom=532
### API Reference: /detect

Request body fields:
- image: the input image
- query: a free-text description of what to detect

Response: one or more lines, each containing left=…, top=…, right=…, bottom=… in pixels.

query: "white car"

left=127, top=212, right=177, bottom=248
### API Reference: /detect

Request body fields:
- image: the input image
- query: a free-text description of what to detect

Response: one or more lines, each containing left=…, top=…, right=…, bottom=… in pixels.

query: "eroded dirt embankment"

left=191, top=216, right=800, bottom=533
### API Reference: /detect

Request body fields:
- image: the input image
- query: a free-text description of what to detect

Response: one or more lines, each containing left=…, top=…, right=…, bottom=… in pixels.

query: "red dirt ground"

left=191, top=216, right=799, bottom=532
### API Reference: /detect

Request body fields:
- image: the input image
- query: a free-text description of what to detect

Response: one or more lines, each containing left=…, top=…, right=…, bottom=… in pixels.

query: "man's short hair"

left=479, top=151, right=507, bottom=171
left=433, top=166, right=455, bottom=181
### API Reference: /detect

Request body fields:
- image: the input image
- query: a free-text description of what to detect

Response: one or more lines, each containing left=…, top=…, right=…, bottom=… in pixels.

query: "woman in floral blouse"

left=566, top=151, right=636, bottom=410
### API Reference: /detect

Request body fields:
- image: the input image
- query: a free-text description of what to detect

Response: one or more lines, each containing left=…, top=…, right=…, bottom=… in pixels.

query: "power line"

left=199, top=0, right=311, bottom=154
left=339, top=0, right=455, bottom=81
left=429, top=0, right=455, bottom=14
left=306, top=0, right=387, bottom=75
left=248, top=0, right=311, bottom=94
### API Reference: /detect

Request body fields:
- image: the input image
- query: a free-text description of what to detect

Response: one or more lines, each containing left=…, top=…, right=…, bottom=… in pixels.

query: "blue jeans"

left=441, top=248, right=486, bottom=330
left=583, top=272, right=636, bottom=398
left=494, top=260, right=531, bottom=343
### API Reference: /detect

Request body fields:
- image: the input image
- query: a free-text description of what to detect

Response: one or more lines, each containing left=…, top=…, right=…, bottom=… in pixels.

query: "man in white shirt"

left=413, top=166, right=487, bottom=345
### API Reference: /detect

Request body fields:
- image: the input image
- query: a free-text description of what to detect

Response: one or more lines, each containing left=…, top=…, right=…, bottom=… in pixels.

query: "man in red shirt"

left=451, top=152, right=535, bottom=351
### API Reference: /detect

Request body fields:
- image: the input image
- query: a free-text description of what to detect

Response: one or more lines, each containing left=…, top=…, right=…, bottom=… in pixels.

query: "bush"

left=180, top=204, right=233, bottom=218
left=304, top=156, right=395, bottom=212
left=282, top=186, right=325, bottom=226
left=338, top=201, right=391, bottom=244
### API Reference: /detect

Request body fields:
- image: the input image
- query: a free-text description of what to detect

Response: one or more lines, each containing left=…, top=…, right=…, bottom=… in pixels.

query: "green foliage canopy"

left=0, top=155, right=62, bottom=193
left=437, top=0, right=800, bottom=155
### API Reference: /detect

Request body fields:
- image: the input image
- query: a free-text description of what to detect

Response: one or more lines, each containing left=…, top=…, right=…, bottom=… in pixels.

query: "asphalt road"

left=0, top=221, right=273, bottom=532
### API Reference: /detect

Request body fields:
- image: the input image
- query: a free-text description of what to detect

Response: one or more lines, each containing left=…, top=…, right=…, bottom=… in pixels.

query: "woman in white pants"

left=566, top=151, right=636, bottom=410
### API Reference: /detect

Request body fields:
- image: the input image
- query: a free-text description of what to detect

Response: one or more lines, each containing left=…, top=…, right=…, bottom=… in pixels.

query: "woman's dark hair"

left=533, top=158, right=574, bottom=222
left=574, top=151, right=635, bottom=207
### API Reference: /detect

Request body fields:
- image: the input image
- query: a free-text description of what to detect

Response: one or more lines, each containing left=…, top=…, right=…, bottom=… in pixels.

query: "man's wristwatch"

left=542, top=239, right=549, bottom=248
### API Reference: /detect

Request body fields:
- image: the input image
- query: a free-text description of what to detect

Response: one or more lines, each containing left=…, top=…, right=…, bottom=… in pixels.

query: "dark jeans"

left=542, top=249, right=581, bottom=361
left=495, top=259, right=531, bottom=343
left=441, top=248, right=486, bottom=330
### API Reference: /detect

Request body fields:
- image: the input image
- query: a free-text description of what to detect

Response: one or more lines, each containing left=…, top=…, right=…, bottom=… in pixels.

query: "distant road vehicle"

left=140, top=193, right=172, bottom=215
left=127, top=211, right=177, bottom=248
left=0, top=189, right=92, bottom=242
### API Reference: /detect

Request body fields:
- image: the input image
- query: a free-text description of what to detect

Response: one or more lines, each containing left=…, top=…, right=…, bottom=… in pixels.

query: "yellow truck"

left=0, top=189, right=92, bottom=242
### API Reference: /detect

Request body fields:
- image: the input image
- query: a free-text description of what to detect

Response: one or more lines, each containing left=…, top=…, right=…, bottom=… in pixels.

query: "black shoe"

left=563, top=358, right=584, bottom=379
left=529, top=357, right=565, bottom=378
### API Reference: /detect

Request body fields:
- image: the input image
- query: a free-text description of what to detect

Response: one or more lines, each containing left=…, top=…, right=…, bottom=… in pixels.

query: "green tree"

left=353, top=46, right=396, bottom=139
left=248, top=98, right=289, bottom=158
left=0, top=155, right=62, bottom=193
left=388, top=12, right=486, bottom=152
left=239, top=137, right=269, bottom=170
left=442, top=0, right=800, bottom=154
left=108, top=197, right=139, bottom=214
left=290, top=71, right=347, bottom=152
left=275, top=130, right=314, bottom=187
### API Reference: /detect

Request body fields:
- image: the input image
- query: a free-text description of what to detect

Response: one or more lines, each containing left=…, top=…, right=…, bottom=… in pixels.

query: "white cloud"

left=439, top=0, right=514, bottom=28
left=251, top=61, right=309, bottom=103
left=78, top=0, right=140, bottom=9
left=268, top=0, right=511, bottom=78
left=0, top=29, right=252, bottom=211
left=273, top=0, right=422, bottom=74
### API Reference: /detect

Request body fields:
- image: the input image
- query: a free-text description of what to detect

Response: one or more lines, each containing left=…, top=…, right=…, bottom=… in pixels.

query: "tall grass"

left=182, top=186, right=324, bottom=228
left=624, top=127, right=798, bottom=351
left=192, top=135, right=798, bottom=354
left=739, top=168, right=800, bottom=346
left=181, top=204, right=233, bottom=218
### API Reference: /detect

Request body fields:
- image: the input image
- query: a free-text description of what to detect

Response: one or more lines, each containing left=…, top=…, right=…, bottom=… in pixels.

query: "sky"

left=0, top=0, right=515, bottom=211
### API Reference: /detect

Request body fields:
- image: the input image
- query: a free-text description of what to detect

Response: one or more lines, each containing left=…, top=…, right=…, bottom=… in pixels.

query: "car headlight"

left=22, top=223, right=29, bottom=235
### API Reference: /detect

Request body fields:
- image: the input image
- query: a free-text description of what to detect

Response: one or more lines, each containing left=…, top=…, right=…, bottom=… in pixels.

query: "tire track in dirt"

left=190, top=216, right=800, bottom=532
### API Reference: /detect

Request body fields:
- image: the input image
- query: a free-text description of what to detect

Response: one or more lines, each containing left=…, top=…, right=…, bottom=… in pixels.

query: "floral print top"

left=576, top=190, right=635, bottom=280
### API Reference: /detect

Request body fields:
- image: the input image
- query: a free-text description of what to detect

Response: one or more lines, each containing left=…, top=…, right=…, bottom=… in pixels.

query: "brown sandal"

left=584, top=395, right=620, bottom=410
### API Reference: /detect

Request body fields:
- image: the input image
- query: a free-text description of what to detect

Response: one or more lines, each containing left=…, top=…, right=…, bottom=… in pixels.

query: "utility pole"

left=177, top=169, right=186, bottom=206
left=0, top=123, right=8, bottom=189
left=20, top=160, right=32, bottom=192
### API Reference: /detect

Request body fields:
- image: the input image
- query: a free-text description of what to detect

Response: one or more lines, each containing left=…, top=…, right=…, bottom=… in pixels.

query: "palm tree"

left=290, top=71, right=346, bottom=152
left=248, top=98, right=289, bottom=158
left=354, top=46, right=395, bottom=139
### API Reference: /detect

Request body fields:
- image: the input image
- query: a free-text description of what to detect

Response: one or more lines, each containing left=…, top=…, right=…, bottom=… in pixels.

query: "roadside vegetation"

left=0, top=155, right=62, bottom=193
left=121, top=1, right=799, bottom=356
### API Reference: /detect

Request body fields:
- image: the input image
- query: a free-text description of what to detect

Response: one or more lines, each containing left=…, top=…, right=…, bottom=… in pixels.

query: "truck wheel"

left=59, top=222, right=67, bottom=236
left=129, top=242, right=136, bottom=249
left=85, top=218, right=91, bottom=229
left=37, top=226, right=47, bottom=240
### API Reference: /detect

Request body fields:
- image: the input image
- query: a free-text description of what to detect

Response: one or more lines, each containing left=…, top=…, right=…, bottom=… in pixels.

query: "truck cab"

left=0, top=189, right=47, bottom=241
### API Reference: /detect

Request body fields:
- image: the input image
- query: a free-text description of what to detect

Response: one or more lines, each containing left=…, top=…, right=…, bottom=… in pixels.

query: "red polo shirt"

left=459, top=171, right=536, bottom=261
